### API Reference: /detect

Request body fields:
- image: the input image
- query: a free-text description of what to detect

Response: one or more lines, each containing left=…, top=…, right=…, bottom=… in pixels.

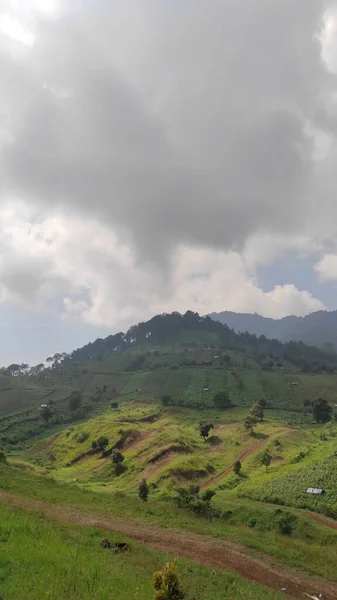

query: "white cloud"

left=315, top=254, right=337, bottom=281
left=0, top=203, right=325, bottom=327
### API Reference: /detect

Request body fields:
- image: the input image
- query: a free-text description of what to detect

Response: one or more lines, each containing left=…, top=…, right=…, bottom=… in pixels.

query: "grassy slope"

left=2, top=462, right=337, bottom=584
left=0, top=505, right=285, bottom=600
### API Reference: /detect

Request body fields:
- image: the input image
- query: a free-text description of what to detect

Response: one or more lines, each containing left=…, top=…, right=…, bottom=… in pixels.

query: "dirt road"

left=0, top=490, right=336, bottom=600
left=200, top=437, right=268, bottom=490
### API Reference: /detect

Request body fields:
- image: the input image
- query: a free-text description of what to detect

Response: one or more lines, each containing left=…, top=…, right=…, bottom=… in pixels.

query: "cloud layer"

left=0, top=0, right=337, bottom=336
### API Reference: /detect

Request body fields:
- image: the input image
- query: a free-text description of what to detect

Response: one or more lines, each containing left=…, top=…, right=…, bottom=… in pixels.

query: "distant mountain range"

left=210, top=310, right=337, bottom=350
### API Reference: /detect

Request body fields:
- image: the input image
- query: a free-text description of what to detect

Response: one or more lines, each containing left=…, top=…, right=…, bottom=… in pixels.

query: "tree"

left=243, top=415, right=257, bottom=434
left=233, top=460, right=241, bottom=475
left=40, top=404, right=53, bottom=423
left=112, top=449, right=124, bottom=465
left=152, top=560, right=186, bottom=600
left=250, top=403, right=264, bottom=421
left=92, top=436, right=109, bottom=452
left=198, top=421, right=214, bottom=442
left=260, top=450, right=272, bottom=471
left=139, top=478, right=149, bottom=502
left=0, top=451, right=8, bottom=464
left=258, top=398, right=267, bottom=408
left=161, top=395, right=172, bottom=406
left=68, top=390, right=82, bottom=412
left=112, top=448, right=125, bottom=475
left=213, top=391, right=231, bottom=410
left=312, top=397, right=332, bottom=423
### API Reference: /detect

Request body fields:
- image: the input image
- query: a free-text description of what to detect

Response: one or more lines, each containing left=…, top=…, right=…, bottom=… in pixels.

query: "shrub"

left=0, top=451, right=7, bottom=464
left=152, top=560, right=185, bottom=600
left=247, top=518, right=257, bottom=528
left=91, top=436, right=109, bottom=452
left=76, top=432, right=89, bottom=443
left=274, top=511, right=297, bottom=535
left=139, top=479, right=149, bottom=502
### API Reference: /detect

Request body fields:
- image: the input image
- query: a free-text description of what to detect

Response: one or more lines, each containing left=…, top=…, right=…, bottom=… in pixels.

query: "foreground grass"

left=0, top=505, right=283, bottom=600
left=1, top=464, right=337, bottom=582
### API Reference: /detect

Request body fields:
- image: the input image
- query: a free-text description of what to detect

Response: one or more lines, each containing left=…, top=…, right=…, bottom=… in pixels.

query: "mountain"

left=210, top=310, right=337, bottom=350
left=59, top=310, right=337, bottom=372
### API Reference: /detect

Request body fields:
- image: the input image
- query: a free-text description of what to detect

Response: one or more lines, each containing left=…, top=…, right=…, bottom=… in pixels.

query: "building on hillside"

left=306, top=488, right=325, bottom=495
left=291, top=381, right=299, bottom=386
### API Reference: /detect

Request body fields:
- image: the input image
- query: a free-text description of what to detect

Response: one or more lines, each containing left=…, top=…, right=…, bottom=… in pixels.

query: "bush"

left=0, top=451, right=7, bottom=464
left=247, top=518, right=257, bottom=528
left=274, top=511, right=297, bottom=535
left=75, top=432, right=89, bottom=443
left=152, top=560, right=185, bottom=600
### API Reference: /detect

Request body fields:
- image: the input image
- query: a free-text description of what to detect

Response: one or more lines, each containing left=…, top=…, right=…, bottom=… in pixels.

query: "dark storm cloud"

left=0, top=0, right=335, bottom=262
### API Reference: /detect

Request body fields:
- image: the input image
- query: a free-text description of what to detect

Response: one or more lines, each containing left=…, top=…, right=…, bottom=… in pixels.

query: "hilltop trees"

left=198, top=421, right=214, bottom=442
left=213, top=391, right=231, bottom=410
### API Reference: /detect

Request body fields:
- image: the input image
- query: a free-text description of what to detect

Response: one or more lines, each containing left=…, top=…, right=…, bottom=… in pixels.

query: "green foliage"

left=139, top=479, right=149, bottom=502
left=152, top=560, right=186, bottom=600
left=233, top=460, right=242, bottom=475
left=260, top=450, right=272, bottom=471
left=250, top=403, right=264, bottom=421
left=213, top=391, right=231, bottom=410
left=243, top=415, right=257, bottom=433
left=242, top=455, right=337, bottom=518
left=174, top=485, right=217, bottom=518
left=161, top=395, right=172, bottom=406
left=198, top=421, right=214, bottom=441
left=312, top=397, right=332, bottom=424
left=112, top=449, right=124, bottom=465
left=40, top=405, right=53, bottom=423
left=68, top=390, right=82, bottom=412
left=91, top=436, right=109, bottom=452
left=0, top=450, right=7, bottom=464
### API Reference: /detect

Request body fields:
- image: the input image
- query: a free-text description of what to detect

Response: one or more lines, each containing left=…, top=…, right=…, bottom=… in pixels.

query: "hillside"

left=2, top=312, right=337, bottom=599
left=210, top=309, right=337, bottom=350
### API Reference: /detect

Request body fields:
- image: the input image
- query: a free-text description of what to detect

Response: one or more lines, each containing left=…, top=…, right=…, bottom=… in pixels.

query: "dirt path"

left=141, top=454, right=175, bottom=480
left=303, top=512, right=337, bottom=532
left=0, top=491, right=336, bottom=600
left=200, top=437, right=268, bottom=491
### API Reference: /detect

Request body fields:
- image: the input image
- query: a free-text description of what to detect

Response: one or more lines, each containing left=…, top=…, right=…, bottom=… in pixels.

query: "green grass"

left=0, top=505, right=284, bottom=600
left=2, top=462, right=337, bottom=581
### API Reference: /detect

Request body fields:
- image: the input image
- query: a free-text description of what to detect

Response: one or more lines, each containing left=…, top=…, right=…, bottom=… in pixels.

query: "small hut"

left=306, top=488, right=325, bottom=495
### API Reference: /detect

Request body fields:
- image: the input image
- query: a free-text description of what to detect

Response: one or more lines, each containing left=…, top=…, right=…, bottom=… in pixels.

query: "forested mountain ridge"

left=46, top=311, right=337, bottom=373
left=210, top=310, right=337, bottom=350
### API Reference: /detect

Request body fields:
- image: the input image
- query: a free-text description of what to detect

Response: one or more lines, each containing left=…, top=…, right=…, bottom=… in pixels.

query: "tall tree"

left=260, top=450, right=272, bottom=471
left=139, top=479, right=149, bottom=502
left=198, top=421, right=214, bottom=442
left=250, top=403, right=264, bottom=421
left=213, top=391, right=231, bottom=410
left=68, top=390, right=82, bottom=412
left=243, top=415, right=257, bottom=434
left=233, top=460, right=242, bottom=475
left=312, top=397, right=332, bottom=423
left=40, top=405, right=53, bottom=423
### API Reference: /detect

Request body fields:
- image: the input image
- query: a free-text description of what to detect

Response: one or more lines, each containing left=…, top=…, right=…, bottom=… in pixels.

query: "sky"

left=1, top=1, right=337, bottom=364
